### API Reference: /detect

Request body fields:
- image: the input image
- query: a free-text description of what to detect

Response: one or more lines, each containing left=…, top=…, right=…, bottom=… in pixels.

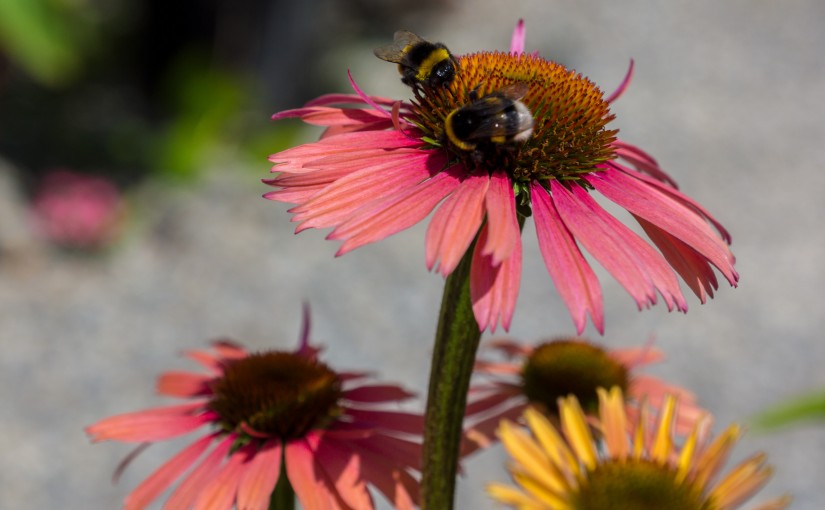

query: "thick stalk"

left=420, top=245, right=482, bottom=510
left=268, top=448, right=294, bottom=510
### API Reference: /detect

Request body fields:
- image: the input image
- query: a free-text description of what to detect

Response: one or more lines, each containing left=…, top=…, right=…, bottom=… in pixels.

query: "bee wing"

left=494, top=82, right=529, bottom=101
left=373, top=30, right=424, bottom=63
left=392, top=30, right=425, bottom=47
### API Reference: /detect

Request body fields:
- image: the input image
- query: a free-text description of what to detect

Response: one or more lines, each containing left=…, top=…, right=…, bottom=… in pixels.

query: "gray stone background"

left=1, top=0, right=823, bottom=508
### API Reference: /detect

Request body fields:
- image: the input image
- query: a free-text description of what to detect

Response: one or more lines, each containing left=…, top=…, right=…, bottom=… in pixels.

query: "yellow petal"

left=559, top=396, right=597, bottom=470
left=651, top=395, right=676, bottom=463
left=597, top=387, right=628, bottom=461
left=524, top=407, right=580, bottom=483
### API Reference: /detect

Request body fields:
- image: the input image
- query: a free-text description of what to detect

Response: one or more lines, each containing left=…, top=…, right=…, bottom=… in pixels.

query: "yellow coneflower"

left=487, top=387, right=790, bottom=510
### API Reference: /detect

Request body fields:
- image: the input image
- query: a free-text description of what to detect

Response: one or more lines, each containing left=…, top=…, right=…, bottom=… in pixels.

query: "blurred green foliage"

left=0, top=0, right=99, bottom=86
left=754, top=390, right=825, bottom=429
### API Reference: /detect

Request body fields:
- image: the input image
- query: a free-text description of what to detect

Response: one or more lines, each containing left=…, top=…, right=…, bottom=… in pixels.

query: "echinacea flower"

left=487, top=388, right=791, bottom=510
left=462, top=337, right=704, bottom=455
left=264, top=21, right=737, bottom=333
left=86, top=311, right=423, bottom=510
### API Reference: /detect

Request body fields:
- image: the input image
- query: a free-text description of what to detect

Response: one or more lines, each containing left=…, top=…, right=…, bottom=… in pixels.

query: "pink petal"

left=473, top=360, right=523, bottom=376
left=340, top=409, right=424, bottom=435
left=509, top=19, right=526, bottom=54
left=285, top=439, right=337, bottom=510
left=425, top=170, right=489, bottom=275
left=304, top=93, right=404, bottom=108
left=610, top=141, right=678, bottom=187
left=550, top=180, right=687, bottom=313
left=193, top=446, right=248, bottom=510
left=164, top=436, right=234, bottom=510
left=123, top=435, right=214, bottom=510
left=341, top=442, right=419, bottom=510
left=237, top=441, right=283, bottom=510
left=290, top=152, right=442, bottom=232
left=586, top=167, right=736, bottom=285
left=313, top=438, right=374, bottom=510
left=271, top=106, right=391, bottom=127
left=605, top=59, right=635, bottom=104
left=348, top=434, right=423, bottom=472
left=609, top=346, right=664, bottom=368
left=342, top=384, right=415, bottom=403
left=637, top=215, right=721, bottom=302
left=462, top=403, right=528, bottom=457
left=211, top=340, right=248, bottom=360
left=465, top=390, right=519, bottom=416
left=485, top=338, right=534, bottom=357
left=608, top=160, right=732, bottom=244
left=157, top=372, right=211, bottom=398
left=530, top=182, right=604, bottom=334
left=470, top=223, right=522, bottom=332
left=86, top=403, right=210, bottom=443
left=482, top=170, right=520, bottom=264
left=330, top=165, right=464, bottom=255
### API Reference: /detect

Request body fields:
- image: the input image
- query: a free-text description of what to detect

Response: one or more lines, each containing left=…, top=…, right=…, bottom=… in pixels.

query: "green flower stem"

left=269, top=448, right=294, bottom=510
left=420, top=244, right=482, bottom=510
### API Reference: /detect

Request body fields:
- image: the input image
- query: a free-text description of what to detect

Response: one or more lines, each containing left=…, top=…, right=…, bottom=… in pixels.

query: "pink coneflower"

left=86, top=311, right=423, bottom=510
left=264, top=22, right=737, bottom=333
left=31, top=169, right=124, bottom=249
left=462, top=337, right=705, bottom=455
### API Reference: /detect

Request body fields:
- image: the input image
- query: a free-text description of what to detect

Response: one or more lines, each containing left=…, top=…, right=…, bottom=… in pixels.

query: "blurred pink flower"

left=265, top=21, right=737, bottom=334
left=462, top=337, right=706, bottom=455
left=86, top=311, right=423, bottom=510
left=31, top=169, right=124, bottom=249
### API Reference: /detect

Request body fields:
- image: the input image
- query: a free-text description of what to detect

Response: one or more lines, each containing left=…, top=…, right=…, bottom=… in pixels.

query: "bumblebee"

left=444, top=83, right=535, bottom=151
left=374, top=30, right=457, bottom=89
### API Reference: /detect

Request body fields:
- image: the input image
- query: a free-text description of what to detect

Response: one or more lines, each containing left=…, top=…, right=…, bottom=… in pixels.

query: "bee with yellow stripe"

left=374, top=30, right=458, bottom=89
left=444, top=83, right=535, bottom=151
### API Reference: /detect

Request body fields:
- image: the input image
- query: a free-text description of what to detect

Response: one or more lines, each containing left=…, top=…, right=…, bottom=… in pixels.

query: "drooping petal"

left=341, top=409, right=424, bottom=435
left=586, top=167, right=736, bottom=286
left=637, top=216, right=720, bottom=302
left=483, top=170, right=520, bottom=264
left=86, top=403, right=210, bottom=443
left=312, top=438, right=374, bottom=510
left=284, top=439, right=337, bottom=510
left=341, top=443, right=419, bottom=510
left=123, top=435, right=214, bottom=510
left=550, top=180, right=687, bottom=313
left=463, top=403, right=527, bottom=456
left=470, top=223, right=522, bottom=332
left=531, top=182, right=603, bottom=334
left=163, top=435, right=234, bottom=510
left=330, top=165, right=464, bottom=255
left=425, top=169, right=489, bottom=276
left=156, top=372, right=212, bottom=398
left=342, top=384, right=415, bottom=403
left=608, top=160, right=732, bottom=244
left=193, top=446, right=248, bottom=510
left=236, top=441, right=283, bottom=510
left=290, top=152, right=442, bottom=232
left=610, top=141, right=678, bottom=187
left=271, top=106, right=391, bottom=127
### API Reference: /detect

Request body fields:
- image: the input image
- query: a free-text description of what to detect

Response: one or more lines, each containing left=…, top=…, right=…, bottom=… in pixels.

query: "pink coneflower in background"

left=30, top=169, right=124, bottom=249
left=86, top=311, right=423, bottom=510
left=264, top=21, right=737, bottom=333
left=462, top=337, right=705, bottom=455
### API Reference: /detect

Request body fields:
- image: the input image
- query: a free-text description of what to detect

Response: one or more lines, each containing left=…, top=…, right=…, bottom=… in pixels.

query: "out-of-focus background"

left=1, top=0, right=823, bottom=508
